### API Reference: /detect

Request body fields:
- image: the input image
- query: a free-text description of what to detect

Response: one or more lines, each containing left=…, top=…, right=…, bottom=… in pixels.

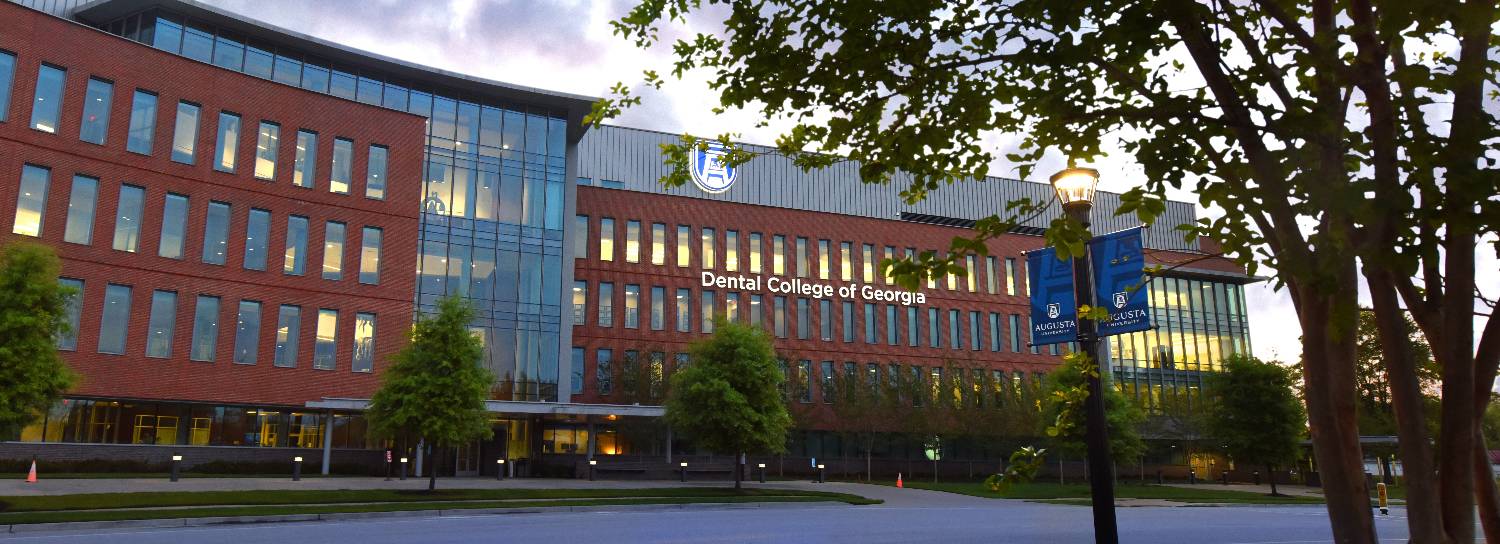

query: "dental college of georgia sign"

left=701, top=271, right=928, bottom=306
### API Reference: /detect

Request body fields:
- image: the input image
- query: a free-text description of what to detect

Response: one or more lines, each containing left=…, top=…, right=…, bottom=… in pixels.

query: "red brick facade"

left=0, top=5, right=423, bottom=407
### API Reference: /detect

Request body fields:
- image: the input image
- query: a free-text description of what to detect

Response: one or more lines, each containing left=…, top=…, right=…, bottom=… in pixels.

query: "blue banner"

left=1089, top=227, right=1152, bottom=337
left=1027, top=247, right=1077, bottom=345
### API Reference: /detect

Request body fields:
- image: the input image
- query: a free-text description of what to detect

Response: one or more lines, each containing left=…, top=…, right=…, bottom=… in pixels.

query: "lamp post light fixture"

left=680, top=461, right=688, bottom=483
left=293, top=456, right=303, bottom=481
left=170, top=454, right=182, bottom=482
left=497, top=458, right=506, bottom=481
left=1047, top=166, right=1117, bottom=544
left=588, top=459, right=597, bottom=481
left=399, top=457, right=408, bottom=480
left=817, top=464, right=826, bottom=484
left=758, top=462, right=766, bottom=483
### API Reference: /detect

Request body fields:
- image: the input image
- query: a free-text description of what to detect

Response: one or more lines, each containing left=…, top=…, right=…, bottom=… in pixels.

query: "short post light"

left=497, top=458, right=506, bottom=481
left=680, top=461, right=688, bottom=483
left=817, top=464, right=826, bottom=484
left=293, top=456, right=303, bottom=481
left=399, top=457, right=409, bottom=480
left=1048, top=166, right=1117, bottom=544
left=588, top=459, right=597, bottom=481
left=170, top=454, right=182, bottom=482
left=758, top=462, right=766, bottom=483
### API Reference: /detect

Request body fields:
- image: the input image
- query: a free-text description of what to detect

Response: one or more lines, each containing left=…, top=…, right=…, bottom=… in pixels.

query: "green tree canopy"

left=1204, top=355, right=1306, bottom=496
left=366, top=295, right=493, bottom=490
left=1039, top=353, right=1144, bottom=466
left=0, top=242, right=76, bottom=439
left=665, top=320, right=790, bottom=488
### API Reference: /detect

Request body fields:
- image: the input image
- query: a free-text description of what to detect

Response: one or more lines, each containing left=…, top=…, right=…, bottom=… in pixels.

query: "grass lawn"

left=895, top=481, right=1325, bottom=504
left=0, top=487, right=879, bottom=525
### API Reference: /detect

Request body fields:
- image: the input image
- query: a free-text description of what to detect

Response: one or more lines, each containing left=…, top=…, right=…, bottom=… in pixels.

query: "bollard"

left=680, top=461, right=688, bottom=482
left=758, top=463, right=766, bottom=483
left=293, top=456, right=303, bottom=481
left=1253, top=471, right=1261, bottom=485
left=1156, top=470, right=1163, bottom=485
left=1188, top=470, right=1196, bottom=485
left=1376, top=482, right=1389, bottom=515
left=170, top=454, right=182, bottom=482
left=817, top=464, right=825, bottom=484
left=588, top=459, right=596, bottom=481
left=399, top=457, right=408, bottom=480
left=1221, top=471, right=1229, bottom=485
left=497, top=459, right=505, bottom=481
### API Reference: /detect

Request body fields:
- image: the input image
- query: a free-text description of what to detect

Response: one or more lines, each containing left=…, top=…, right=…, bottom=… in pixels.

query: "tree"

left=0, top=242, right=76, bottom=439
left=366, top=295, right=493, bottom=491
left=591, top=2, right=1498, bottom=540
left=1351, top=310, right=1439, bottom=437
left=665, top=320, right=790, bottom=489
left=1203, top=355, right=1306, bottom=496
left=1039, top=353, right=1145, bottom=468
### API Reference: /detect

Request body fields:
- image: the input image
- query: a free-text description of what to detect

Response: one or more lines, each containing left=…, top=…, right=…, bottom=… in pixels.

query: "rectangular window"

left=884, top=246, right=897, bottom=284
left=13, top=164, right=49, bottom=237
left=676, top=225, right=690, bottom=267
left=598, top=218, right=615, bottom=261
left=818, top=239, right=830, bottom=280
left=1009, top=314, right=1022, bottom=352
left=1029, top=316, right=1040, bottom=354
left=572, top=281, right=587, bottom=325
left=97, top=284, right=131, bottom=354
left=772, top=235, right=786, bottom=275
left=749, top=232, right=763, bottom=273
left=198, top=201, right=229, bottom=264
left=190, top=295, right=220, bottom=361
left=1005, top=257, right=1017, bottom=295
left=773, top=296, right=786, bottom=338
left=651, top=223, right=666, bottom=265
left=702, top=290, right=716, bottom=333
left=596, top=349, right=613, bottom=396
left=799, top=360, right=813, bottom=403
left=366, top=145, right=387, bottom=199
left=725, top=292, right=740, bottom=322
left=214, top=112, right=240, bottom=172
left=840, top=242, right=853, bottom=281
left=795, top=237, right=808, bottom=278
left=158, top=193, right=189, bottom=259
left=749, top=294, right=764, bottom=327
left=126, top=90, right=157, bottom=154
left=862, top=244, right=874, bottom=282
left=570, top=347, right=585, bottom=395
left=293, top=130, right=316, bottom=188
left=274, top=305, right=300, bottom=367
left=597, top=282, right=614, bottom=327
left=144, top=290, right=176, bottom=358
left=676, top=288, right=691, bottom=332
left=353, top=313, right=376, bottom=372
left=796, top=297, right=810, bottom=339
left=887, top=304, right=899, bottom=345
left=651, top=286, right=665, bottom=330
left=949, top=309, right=962, bottom=349
left=625, top=220, right=641, bottom=263
left=63, top=175, right=99, bottom=245
left=359, top=227, right=382, bottom=284
left=842, top=301, right=854, bottom=342
left=820, top=299, right=832, bottom=341
left=989, top=313, right=1002, bottom=351
left=966, top=255, right=978, bottom=292
left=929, top=308, right=941, bottom=348
left=111, top=185, right=144, bottom=252
left=0, top=52, right=14, bottom=123
left=330, top=138, right=353, bottom=193
left=970, top=311, right=982, bottom=350
left=254, top=122, right=279, bottom=179
left=314, top=309, right=338, bottom=370
left=907, top=306, right=919, bottom=346
left=58, top=278, right=83, bottom=350
left=78, top=78, right=113, bottom=144
left=283, top=215, right=308, bottom=274
left=171, top=101, right=199, bottom=164
left=241, top=208, right=269, bottom=270
left=30, top=65, right=65, bottom=132
left=623, top=284, right=640, bottom=328
left=864, top=303, right=876, bottom=344
left=573, top=215, right=588, bottom=259
left=725, top=230, right=739, bottom=271
left=701, top=228, right=716, bottom=269
left=233, top=300, right=261, bottom=364
left=322, top=221, right=346, bottom=280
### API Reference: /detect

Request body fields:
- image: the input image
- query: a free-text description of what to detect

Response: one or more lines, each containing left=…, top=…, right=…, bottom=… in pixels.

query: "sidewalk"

left=1157, top=482, right=1325, bottom=499
left=0, top=476, right=727, bottom=496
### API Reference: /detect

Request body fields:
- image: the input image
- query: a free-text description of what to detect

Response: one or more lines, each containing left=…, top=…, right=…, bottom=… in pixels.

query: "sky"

left=207, top=0, right=1496, bottom=365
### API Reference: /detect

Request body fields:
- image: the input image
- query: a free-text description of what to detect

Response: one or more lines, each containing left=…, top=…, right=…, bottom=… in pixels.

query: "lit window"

left=30, top=65, right=65, bottom=133
left=107, top=185, right=145, bottom=253
left=818, top=240, right=830, bottom=280
left=274, top=305, right=300, bottom=367
left=330, top=138, right=352, bottom=193
left=366, top=145, right=387, bottom=199
left=158, top=194, right=189, bottom=259
left=725, top=230, right=739, bottom=271
left=840, top=242, right=852, bottom=281
left=597, top=282, right=614, bottom=327
left=966, top=255, right=977, bottom=292
left=572, top=281, right=587, bottom=325
left=352, top=313, right=375, bottom=373
left=1005, top=258, right=1017, bottom=295
left=190, top=295, right=220, bottom=361
left=676, top=225, right=690, bottom=267
left=676, top=288, right=691, bottom=332
left=598, top=218, right=615, bottom=261
left=651, top=223, right=666, bottom=265
left=12, top=164, right=49, bottom=237
left=359, top=227, right=382, bottom=284
left=796, top=238, right=808, bottom=278
left=234, top=300, right=261, bottom=364
left=293, top=130, right=317, bottom=188
left=254, top=122, right=280, bottom=179
left=862, top=244, right=874, bottom=282
left=749, top=232, right=763, bottom=273
left=322, top=221, right=345, bottom=280
left=170, top=101, right=199, bottom=164
left=214, top=112, right=240, bottom=172
left=144, top=290, right=177, bottom=358
left=78, top=78, right=113, bottom=145
left=125, top=90, right=157, bottom=154
left=62, top=175, right=98, bottom=245
left=314, top=309, right=338, bottom=370
left=772, top=235, right=785, bottom=275
left=986, top=256, right=998, bottom=294
left=625, top=220, right=641, bottom=263
left=624, top=284, right=640, bottom=329
left=701, top=228, right=716, bottom=269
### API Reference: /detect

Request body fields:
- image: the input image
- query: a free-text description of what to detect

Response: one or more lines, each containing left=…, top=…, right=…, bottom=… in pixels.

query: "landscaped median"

left=0, top=487, right=881, bottom=526
left=885, top=481, right=1327, bottom=505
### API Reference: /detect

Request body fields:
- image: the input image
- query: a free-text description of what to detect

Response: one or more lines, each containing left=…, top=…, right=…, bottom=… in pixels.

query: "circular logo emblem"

left=690, top=143, right=737, bottom=193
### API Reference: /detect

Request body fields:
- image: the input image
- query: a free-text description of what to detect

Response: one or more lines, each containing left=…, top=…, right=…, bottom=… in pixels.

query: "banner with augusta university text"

left=1089, top=227, right=1152, bottom=337
left=1027, top=247, right=1078, bottom=345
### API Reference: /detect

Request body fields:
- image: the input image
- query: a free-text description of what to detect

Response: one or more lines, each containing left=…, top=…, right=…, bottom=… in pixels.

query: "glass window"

left=796, top=298, right=810, bottom=339
left=597, top=282, right=614, bottom=327
left=650, top=285, right=666, bottom=330
left=798, top=360, right=813, bottom=403
left=861, top=244, right=874, bottom=282
left=212, top=35, right=244, bottom=70
left=293, top=130, right=316, bottom=188
left=359, top=227, right=382, bottom=284
left=598, top=218, right=615, bottom=261
left=750, top=294, right=763, bottom=327
left=820, top=299, right=832, bottom=341
left=0, top=52, right=14, bottom=123
left=13, top=164, right=49, bottom=237
left=749, top=232, right=763, bottom=273
left=353, top=313, right=375, bottom=373
left=842, top=301, right=854, bottom=342
left=887, top=305, right=899, bottom=345
left=772, top=235, right=785, bottom=275
left=234, top=208, right=267, bottom=270
left=840, top=242, right=853, bottom=281
left=676, top=288, right=691, bottom=332
left=97, top=284, right=131, bottom=354
left=702, top=290, right=716, bottom=333
left=30, top=64, right=65, bottom=133
left=818, top=240, right=830, bottom=280
left=180, top=25, right=212, bottom=62
left=1005, top=258, right=1017, bottom=296
left=573, top=215, right=589, bottom=259
left=144, top=290, right=176, bottom=358
left=330, top=138, right=352, bottom=194
left=366, top=145, right=387, bottom=199
left=126, top=90, right=157, bottom=154
left=322, top=221, right=345, bottom=280
left=274, top=305, right=300, bottom=367
left=572, top=281, right=587, bottom=325
left=1009, top=314, right=1022, bottom=352
left=110, top=185, right=145, bottom=252
left=57, top=278, right=82, bottom=350
left=196, top=200, right=232, bottom=264
left=864, top=303, right=876, bottom=344
left=625, top=220, right=641, bottom=263
left=254, top=122, right=279, bottom=179
left=796, top=237, right=808, bottom=278
left=970, top=311, right=982, bottom=350
left=571, top=347, right=585, bottom=395
left=596, top=349, right=613, bottom=396
left=773, top=296, right=786, bottom=338
left=244, top=45, right=273, bottom=78
left=78, top=78, right=113, bottom=144
left=929, top=308, right=941, bottom=348
left=986, top=256, right=998, bottom=294
left=284, top=215, right=308, bottom=274
left=170, top=102, right=199, bottom=164
left=314, top=309, right=337, bottom=370
left=273, top=54, right=301, bottom=86
left=908, top=306, right=919, bottom=346
left=650, top=223, right=666, bottom=265
left=213, top=112, right=240, bottom=172
left=725, top=292, right=740, bottom=322
left=158, top=194, right=188, bottom=259
left=883, top=246, right=897, bottom=284
left=63, top=175, right=99, bottom=245
left=623, top=284, right=640, bottom=328
left=300, top=63, right=329, bottom=93
left=330, top=70, right=356, bottom=99
left=701, top=228, right=716, bottom=269
left=190, top=295, right=220, bottom=362
left=725, top=230, right=739, bottom=271
left=821, top=361, right=835, bottom=403
left=990, top=313, right=1002, bottom=351
left=233, top=300, right=261, bottom=364
left=676, top=225, right=690, bottom=267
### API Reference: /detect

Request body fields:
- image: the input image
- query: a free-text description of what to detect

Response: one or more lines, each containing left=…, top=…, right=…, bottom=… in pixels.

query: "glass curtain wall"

left=1108, top=276, right=1252, bottom=414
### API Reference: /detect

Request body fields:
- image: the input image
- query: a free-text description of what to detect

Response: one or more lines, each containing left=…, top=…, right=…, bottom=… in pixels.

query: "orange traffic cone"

left=26, top=460, right=37, bottom=484
left=896, top=473, right=903, bottom=488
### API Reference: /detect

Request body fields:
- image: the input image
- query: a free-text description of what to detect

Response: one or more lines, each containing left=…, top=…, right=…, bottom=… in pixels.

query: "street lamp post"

left=1049, top=167, right=1118, bottom=544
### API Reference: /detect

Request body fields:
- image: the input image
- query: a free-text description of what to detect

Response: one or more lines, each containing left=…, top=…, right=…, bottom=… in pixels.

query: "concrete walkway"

left=1157, top=482, right=1326, bottom=499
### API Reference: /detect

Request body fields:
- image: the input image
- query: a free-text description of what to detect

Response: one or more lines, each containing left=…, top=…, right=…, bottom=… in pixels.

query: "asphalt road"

left=0, top=501, right=1412, bottom=543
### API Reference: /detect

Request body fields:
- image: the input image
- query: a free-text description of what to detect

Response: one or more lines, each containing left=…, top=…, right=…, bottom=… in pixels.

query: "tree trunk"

left=734, top=451, right=742, bottom=490
left=1297, top=287, right=1377, bottom=543
left=426, top=443, right=437, bottom=492
left=1475, top=431, right=1500, bottom=543
left=1437, top=232, right=1477, bottom=543
left=1267, top=463, right=1278, bottom=497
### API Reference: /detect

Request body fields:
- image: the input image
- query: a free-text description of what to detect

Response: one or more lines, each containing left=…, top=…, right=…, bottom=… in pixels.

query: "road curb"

left=3, top=500, right=852, bottom=534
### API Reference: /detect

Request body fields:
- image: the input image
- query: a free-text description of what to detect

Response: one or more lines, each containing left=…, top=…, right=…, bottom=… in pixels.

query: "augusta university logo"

left=1113, top=291, right=1128, bottom=309
left=1047, top=303, right=1061, bottom=319
left=690, top=143, right=737, bottom=193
